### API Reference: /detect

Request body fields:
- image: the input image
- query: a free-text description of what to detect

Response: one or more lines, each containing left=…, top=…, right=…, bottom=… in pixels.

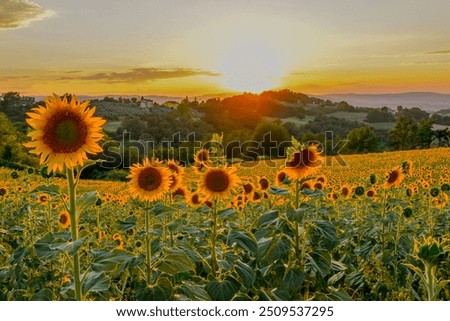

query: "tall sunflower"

left=199, top=166, right=240, bottom=200
left=24, top=94, right=106, bottom=172
left=285, top=145, right=323, bottom=180
left=128, top=158, right=172, bottom=202
left=385, top=167, right=404, bottom=188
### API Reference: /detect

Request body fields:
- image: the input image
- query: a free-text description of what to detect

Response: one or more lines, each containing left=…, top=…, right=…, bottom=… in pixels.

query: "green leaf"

left=286, top=206, right=305, bottom=223
left=227, top=229, right=258, bottom=255
left=49, top=236, right=86, bottom=256
left=218, top=207, right=236, bottom=219
left=205, top=276, right=241, bottom=301
left=82, top=271, right=110, bottom=294
left=155, top=248, right=196, bottom=275
left=258, top=210, right=278, bottom=227
left=258, top=235, right=290, bottom=263
left=30, top=184, right=61, bottom=196
left=178, top=282, right=211, bottom=300
left=91, top=249, right=138, bottom=273
left=302, top=188, right=325, bottom=198
left=306, top=249, right=332, bottom=278
left=76, top=191, right=97, bottom=213
left=234, top=260, right=256, bottom=288
left=116, top=216, right=137, bottom=231
left=30, top=288, right=53, bottom=301
left=281, top=268, right=305, bottom=294
left=137, top=278, right=173, bottom=300
left=35, top=234, right=58, bottom=259
left=269, top=186, right=289, bottom=195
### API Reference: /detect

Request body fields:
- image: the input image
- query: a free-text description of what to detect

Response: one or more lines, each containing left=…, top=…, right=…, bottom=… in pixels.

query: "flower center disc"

left=387, top=171, right=399, bottom=184
left=138, top=167, right=162, bottom=192
left=44, top=111, right=88, bottom=153
left=287, top=149, right=314, bottom=168
left=206, top=170, right=229, bottom=192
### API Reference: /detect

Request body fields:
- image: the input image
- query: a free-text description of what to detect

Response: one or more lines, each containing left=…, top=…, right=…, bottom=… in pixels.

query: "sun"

left=218, top=41, right=284, bottom=93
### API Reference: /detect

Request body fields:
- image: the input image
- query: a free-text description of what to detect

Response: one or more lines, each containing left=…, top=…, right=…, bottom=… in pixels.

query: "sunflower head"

left=285, top=145, right=323, bottom=180
left=258, top=177, right=270, bottom=191
left=195, top=149, right=210, bottom=164
left=187, top=192, right=203, bottom=207
left=167, top=159, right=184, bottom=176
left=172, top=186, right=187, bottom=199
left=58, top=211, right=70, bottom=229
left=0, top=187, right=7, bottom=196
left=38, top=193, right=49, bottom=204
left=199, top=166, right=241, bottom=200
left=384, top=167, right=404, bottom=188
left=24, top=94, right=106, bottom=172
left=128, top=158, right=172, bottom=202
left=275, top=170, right=288, bottom=185
left=242, top=182, right=255, bottom=195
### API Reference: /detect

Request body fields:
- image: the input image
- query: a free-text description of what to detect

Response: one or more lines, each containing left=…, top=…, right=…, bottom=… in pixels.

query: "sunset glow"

left=1, top=0, right=450, bottom=96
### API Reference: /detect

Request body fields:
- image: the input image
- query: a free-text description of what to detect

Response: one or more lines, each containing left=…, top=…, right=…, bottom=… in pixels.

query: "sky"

left=1, top=0, right=450, bottom=97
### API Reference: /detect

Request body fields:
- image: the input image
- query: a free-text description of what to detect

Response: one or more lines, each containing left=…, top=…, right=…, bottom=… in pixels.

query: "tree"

left=251, top=120, right=290, bottom=158
left=434, top=128, right=450, bottom=147
left=365, top=108, right=396, bottom=123
left=416, top=119, right=434, bottom=148
left=345, top=127, right=379, bottom=153
left=389, top=116, right=418, bottom=150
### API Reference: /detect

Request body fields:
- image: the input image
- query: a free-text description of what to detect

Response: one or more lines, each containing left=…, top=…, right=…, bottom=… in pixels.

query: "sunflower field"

left=0, top=95, right=449, bottom=301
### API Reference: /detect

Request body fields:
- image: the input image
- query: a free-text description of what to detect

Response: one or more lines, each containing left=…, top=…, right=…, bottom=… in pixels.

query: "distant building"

left=139, top=96, right=154, bottom=109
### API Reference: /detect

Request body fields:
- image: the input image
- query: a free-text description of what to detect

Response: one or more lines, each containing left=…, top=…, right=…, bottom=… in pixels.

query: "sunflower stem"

left=211, top=200, right=218, bottom=276
left=145, top=201, right=153, bottom=285
left=294, top=179, right=300, bottom=258
left=67, top=167, right=82, bottom=301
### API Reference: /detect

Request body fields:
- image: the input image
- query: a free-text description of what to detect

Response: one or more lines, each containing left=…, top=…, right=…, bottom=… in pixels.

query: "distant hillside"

left=318, top=92, right=450, bottom=112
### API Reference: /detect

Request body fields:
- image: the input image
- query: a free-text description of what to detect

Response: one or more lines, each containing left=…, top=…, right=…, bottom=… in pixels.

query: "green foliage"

left=345, top=127, right=379, bottom=153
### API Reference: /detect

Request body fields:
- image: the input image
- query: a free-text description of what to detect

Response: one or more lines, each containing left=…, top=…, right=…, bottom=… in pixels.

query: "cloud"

left=80, top=67, right=221, bottom=83
left=425, top=50, right=450, bottom=55
left=0, top=0, right=55, bottom=30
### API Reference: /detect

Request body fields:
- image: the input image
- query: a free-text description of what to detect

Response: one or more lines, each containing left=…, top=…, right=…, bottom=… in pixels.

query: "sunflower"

left=300, top=180, right=314, bottom=191
left=195, top=149, right=210, bottom=164
left=167, top=159, right=184, bottom=176
left=59, top=211, right=70, bottom=229
left=168, top=173, right=182, bottom=191
left=187, top=192, right=203, bottom=207
left=385, top=167, right=404, bottom=188
left=341, top=185, right=352, bottom=199
left=172, top=186, right=187, bottom=199
left=0, top=187, right=7, bottom=196
left=242, top=182, right=255, bottom=195
left=24, top=94, right=106, bottom=172
left=38, top=193, right=49, bottom=204
left=285, top=145, right=324, bottom=180
left=128, top=158, right=172, bottom=202
left=316, top=175, right=328, bottom=186
left=275, top=170, right=288, bottom=185
left=199, top=166, right=240, bottom=200
left=258, top=177, right=270, bottom=191
left=366, top=189, right=376, bottom=198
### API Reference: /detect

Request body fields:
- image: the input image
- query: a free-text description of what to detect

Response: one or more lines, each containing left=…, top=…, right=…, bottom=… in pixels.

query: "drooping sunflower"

left=199, top=166, right=240, bottom=200
left=24, top=94, right=106, bottom=172
left=285, top=145, right=324, bottom=180
left=59, top=211, right=70, bottom=229
left=128, top=158, right=172, bottom=202
left=384, top=167, right=404, bottom=188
